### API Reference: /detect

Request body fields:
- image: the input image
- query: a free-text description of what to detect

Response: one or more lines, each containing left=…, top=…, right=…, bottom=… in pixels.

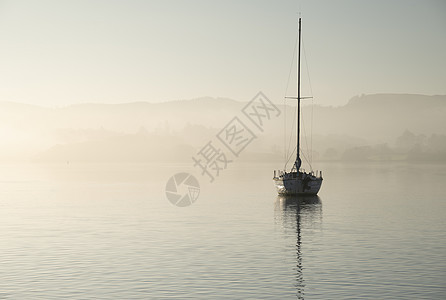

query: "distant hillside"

left=35, top=131, right=195, bottom=163
left=0, top=94, right=445, bottom=162
left=323, top=94, right=446, bottom=141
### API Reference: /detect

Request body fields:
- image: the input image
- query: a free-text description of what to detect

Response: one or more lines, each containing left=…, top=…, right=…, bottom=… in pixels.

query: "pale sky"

left=0, top=0, right=445, bottom=107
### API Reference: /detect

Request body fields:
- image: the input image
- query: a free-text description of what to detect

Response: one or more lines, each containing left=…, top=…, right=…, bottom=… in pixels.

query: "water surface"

left=0, top=162, right=444, bottom=299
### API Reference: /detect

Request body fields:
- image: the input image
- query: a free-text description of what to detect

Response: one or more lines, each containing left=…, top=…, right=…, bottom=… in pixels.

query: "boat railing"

left=274, top=169, right=323, bottom=179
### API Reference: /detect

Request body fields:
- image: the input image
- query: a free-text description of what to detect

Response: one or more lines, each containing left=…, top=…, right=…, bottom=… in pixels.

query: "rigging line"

left=285, top=104, right=297, bottom=170
left=300, top=146, right=313, bottom=172
left=302, top=38, right=314, bottom=97
left=300, top=106, right=312, bottom=170
left=311, top=94, right=314, bottom=165
left=283, top=97, right=287, bottom=170
left=283, top=32, right=299, bottom=171
left=285, top=145, right=297, bottom=167
left=302, top=110, right=309, bottom=164
left=302, top=35, right=314, bottom=166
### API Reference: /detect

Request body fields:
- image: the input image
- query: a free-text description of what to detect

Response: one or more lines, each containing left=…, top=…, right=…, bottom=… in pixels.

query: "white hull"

left=273, top=172, right=322, bottom=195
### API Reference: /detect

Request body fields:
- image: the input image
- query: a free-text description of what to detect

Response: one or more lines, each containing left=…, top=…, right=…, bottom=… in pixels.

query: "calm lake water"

left=0, top=162, right=445, bottom=299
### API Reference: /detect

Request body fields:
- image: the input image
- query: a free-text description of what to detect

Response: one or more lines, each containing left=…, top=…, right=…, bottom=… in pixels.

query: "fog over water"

left=1, top=93, right=445, bottom=299
left=1, top=94, right=445, bottom=165
left=0, top=161, right=445, bottom=299
left=1, top=1, right=445, bottom=298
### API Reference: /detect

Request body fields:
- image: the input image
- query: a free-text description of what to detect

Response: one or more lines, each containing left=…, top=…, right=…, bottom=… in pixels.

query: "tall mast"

left=296, top=17, right=301, bottom=169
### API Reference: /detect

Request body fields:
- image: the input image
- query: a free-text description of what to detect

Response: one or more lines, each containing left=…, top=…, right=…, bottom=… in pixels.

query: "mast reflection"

left=275, top=195, right=322, bottom=299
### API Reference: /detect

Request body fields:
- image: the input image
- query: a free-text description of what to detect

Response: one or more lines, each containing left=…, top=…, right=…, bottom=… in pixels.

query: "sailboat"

left=273, top=18, right=323, bottom=195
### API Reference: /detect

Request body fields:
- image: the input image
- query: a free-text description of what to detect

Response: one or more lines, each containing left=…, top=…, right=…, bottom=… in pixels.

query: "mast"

left=296, top=17, right=302, bottom=170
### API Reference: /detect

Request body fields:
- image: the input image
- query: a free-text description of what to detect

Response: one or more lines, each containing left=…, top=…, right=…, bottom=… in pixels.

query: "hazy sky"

left=0, top=0, right=445, bottom=107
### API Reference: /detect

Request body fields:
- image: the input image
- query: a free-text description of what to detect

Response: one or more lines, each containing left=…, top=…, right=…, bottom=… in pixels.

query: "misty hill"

left=0, top=97, right=243, bottom=160
left=35, top=130, right=196, bottom=163
left=317, top=94, right=446, bottom=141
left=1, top=93, right=445, bottom=162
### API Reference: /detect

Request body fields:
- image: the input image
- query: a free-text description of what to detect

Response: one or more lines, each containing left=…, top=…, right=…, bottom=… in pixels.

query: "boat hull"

left=273, top=176, right=322, bottom=195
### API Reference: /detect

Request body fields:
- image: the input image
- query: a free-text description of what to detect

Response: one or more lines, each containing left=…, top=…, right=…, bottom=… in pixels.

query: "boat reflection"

left=274, top=195, right=322, bottom=299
